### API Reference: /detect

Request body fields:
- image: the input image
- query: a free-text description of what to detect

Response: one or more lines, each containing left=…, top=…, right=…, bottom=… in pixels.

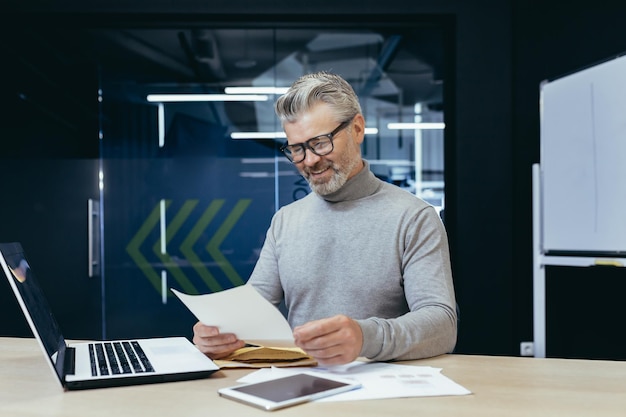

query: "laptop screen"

left=0, top=242, right=68, bottom=382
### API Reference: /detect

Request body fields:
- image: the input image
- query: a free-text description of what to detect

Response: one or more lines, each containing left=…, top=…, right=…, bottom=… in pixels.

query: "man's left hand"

left=293, top=314, right=363, bottom=366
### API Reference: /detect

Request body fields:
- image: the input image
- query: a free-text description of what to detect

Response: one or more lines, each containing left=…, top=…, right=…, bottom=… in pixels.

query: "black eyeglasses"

left=280, top=119, right=352, bottom=163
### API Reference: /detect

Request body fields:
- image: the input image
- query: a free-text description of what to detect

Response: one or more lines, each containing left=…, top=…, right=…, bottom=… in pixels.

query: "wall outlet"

left=520, top=341, right=534, bottom=357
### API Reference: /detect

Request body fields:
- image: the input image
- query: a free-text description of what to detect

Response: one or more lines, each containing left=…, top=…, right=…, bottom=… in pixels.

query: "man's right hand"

left=192, top=321, right=246, bottom=359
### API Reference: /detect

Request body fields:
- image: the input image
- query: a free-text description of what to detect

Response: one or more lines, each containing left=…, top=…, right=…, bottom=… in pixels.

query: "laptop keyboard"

left=89, top=341, right=155, bottom=376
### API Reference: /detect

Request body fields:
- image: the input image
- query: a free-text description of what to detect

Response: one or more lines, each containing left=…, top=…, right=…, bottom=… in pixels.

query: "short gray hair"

left=274, top=71, right=362, bottom=124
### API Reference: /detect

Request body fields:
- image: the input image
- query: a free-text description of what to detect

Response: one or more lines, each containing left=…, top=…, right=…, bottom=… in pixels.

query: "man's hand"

left=293, top=315, right=363, bottom=366
left=192, top=321, right=246, bottom=360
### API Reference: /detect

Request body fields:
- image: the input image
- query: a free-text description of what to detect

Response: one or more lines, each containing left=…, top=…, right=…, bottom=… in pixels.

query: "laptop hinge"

left=64, top=346, right=76, bottom=375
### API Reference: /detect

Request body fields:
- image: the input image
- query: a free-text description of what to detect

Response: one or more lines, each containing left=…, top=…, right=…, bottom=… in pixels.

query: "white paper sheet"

left=171, top=285, right=295, bottom=347
left=237, top=361, right=472, bottom=401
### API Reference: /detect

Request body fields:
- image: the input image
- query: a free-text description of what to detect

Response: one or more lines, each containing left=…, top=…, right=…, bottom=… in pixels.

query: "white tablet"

left=217, top=372, right=362, bottom=411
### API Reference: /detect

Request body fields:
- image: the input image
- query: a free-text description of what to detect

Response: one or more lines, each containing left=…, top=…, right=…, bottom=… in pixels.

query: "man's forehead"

left=283, top=104, right=337, bottom=141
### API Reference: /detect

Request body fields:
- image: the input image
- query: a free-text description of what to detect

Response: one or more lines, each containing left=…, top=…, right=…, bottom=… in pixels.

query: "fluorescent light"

left=231, top=128, right=378, bottom=140
left=157, top=104, right=165, bottom=147
left=231, top=132, right=287, bottom=140
left=146, top=94, right=269, bottom=102
left=225, top=86, right=289, bottom=95
left=387, top=122, right=445, bottom=130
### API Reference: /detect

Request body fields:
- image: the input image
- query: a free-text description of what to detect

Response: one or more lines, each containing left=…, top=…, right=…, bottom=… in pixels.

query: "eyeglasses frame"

left=279, top=119, right=352, bottom=163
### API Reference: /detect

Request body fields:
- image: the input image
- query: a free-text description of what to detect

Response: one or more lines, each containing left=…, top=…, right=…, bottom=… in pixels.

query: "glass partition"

left=95, top=25, right=446, bottom=338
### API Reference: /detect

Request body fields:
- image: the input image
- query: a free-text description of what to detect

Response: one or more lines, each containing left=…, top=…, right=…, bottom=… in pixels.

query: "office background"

left=1, top=0, right=625, bottom=360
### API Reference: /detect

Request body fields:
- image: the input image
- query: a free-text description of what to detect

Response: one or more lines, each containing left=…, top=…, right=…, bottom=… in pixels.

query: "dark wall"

left=3, top=0, right=625, bottom=357
left=512, top=2, right=626, bottom=358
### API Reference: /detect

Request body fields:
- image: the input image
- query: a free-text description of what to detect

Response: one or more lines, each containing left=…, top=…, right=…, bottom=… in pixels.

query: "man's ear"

left=352, top=114, right=366, bottom=145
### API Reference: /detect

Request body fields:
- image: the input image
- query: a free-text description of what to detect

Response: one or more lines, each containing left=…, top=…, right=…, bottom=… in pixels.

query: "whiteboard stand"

left=532, top=163, right=626, bottom=358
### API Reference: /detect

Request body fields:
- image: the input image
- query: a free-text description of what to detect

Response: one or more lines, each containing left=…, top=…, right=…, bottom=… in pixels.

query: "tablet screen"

left=231, top=373, right=349, bottom=402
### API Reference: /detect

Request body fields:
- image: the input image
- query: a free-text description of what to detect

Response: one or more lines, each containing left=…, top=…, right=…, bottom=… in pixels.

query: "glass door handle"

left=88, top=198, right=101, bottom=277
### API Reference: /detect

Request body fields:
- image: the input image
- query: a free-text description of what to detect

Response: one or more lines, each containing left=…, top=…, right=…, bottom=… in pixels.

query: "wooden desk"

left=1, top=337, right=624, bottom=416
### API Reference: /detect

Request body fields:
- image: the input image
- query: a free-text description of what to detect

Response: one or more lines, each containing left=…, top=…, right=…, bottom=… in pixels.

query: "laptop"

left=0, top=242, right=219, bottom=390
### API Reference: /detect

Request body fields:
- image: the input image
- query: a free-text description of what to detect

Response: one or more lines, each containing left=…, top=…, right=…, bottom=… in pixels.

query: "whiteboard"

left=540, top=54, right=626, bottom=254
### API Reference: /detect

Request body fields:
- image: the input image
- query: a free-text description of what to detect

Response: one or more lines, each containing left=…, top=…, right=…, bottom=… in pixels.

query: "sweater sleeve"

left=356, top=206, right=457, bottom=361
left=247, top=210, right=285, bottom=307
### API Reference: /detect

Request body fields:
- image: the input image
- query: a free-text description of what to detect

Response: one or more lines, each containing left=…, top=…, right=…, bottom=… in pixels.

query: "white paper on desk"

left=171, top=285, right=295, bottom=347
left=237, top=361, right=472, bottom=401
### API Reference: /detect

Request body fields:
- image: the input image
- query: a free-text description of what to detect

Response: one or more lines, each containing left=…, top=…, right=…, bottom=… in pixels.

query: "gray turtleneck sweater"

left=248, top=160, right=457, bottom=361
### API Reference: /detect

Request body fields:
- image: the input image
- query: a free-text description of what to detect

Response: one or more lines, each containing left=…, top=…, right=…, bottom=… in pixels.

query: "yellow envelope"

left=215, top=346, right=317, bottom=369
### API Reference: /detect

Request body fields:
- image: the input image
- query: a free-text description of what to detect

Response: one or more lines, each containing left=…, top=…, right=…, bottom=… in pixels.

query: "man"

left=193, top=71, right=457, bottom=366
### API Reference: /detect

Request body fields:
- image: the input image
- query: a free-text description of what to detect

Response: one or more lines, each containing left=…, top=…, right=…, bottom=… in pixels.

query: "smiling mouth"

left=311, top=167, right=329, bottom=175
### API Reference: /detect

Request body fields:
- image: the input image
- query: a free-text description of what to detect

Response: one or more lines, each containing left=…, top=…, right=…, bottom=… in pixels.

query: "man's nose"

left=302, top=148, right=322, bottom=165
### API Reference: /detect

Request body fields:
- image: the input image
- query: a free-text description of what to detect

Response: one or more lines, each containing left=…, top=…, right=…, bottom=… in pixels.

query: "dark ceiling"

left=89, top=27, right=445, bottom=106
left=1, top=13, right=448, bottom=157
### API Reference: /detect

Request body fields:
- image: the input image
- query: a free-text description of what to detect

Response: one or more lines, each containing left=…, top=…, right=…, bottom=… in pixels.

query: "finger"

left=303, top=343, right=355, bottom=367
left=294, top=315, right=356, bottom=347
left=293, top=316, right=363, bottom=366
left=193, top=331, right=239, bottom=348
left=191, top=321, right=246, bottom=359
left=193, top=334, right=245, bottom=359
left=293, top=317, right=338, bottom=343
left=294, top=330, right=338, bottom=350
left=314, top=352, right=352, bottom=367
left=192, top=322, right=219, bottom=337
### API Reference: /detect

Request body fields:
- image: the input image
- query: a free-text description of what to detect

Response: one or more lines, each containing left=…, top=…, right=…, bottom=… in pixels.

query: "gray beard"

left=307, top=168, right=349, bottom=195
left=306, top=157, right=361, bottom=195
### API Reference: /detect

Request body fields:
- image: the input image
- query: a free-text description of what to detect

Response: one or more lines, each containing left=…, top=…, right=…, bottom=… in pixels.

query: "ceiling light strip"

left=224, top=87, right=289, bottom=95
left=147, top=94, right=269, bottom=102
left=387, top=122, right=445, bottom=130
left=231, top=128, right=378, bottom=140
left=231, top=132, right=287, bottom=140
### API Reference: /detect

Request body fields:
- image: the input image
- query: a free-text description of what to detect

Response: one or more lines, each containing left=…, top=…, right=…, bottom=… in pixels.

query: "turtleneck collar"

left=316, top=159, right=381, bottom=203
